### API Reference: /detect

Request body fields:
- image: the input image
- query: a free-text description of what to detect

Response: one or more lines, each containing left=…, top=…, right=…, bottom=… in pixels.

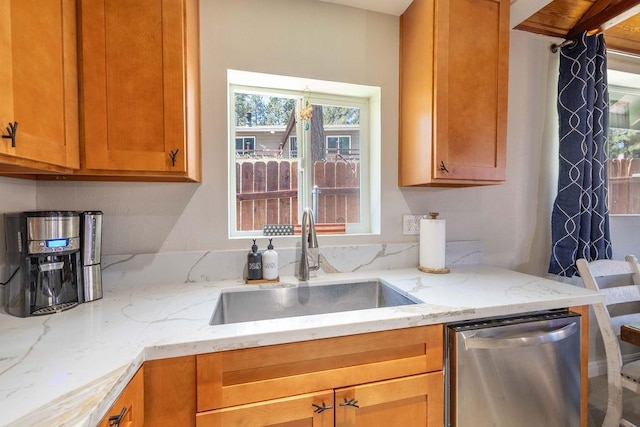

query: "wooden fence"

left=236, top=160, right=360, bottom=231
left=609, top=158, right=640, bottom=214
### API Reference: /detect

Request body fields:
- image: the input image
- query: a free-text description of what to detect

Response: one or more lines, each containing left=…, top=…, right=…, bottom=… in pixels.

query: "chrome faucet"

left=298, top=207, right=319, bottom=281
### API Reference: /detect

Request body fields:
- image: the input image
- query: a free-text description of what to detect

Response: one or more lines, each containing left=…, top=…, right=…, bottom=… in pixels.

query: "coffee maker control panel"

left=28, top=237, right=81, bottom=254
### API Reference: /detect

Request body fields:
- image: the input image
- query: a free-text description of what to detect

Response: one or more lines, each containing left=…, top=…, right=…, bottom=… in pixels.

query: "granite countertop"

left=0, top=265, right=602, bottom=426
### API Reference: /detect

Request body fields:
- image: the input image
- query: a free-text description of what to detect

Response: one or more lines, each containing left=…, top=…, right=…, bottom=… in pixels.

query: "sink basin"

left=210, top=280, right=420, bottom=325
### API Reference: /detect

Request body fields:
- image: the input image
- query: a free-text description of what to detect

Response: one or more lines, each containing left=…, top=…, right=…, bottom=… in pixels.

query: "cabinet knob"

left=2, top=121, right=18, bottom=148
left=108, top=407, right=127, bottom=427
left=312, top=402, right=334, bottom=414
left=339, top=397, right=360, bottom=408
left=439, top=161, right=449, bottom=173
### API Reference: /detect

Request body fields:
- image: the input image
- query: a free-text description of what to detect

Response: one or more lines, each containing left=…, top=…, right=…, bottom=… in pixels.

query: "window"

left=228, top=70, right=381, bottom=237
left=608, top=65, right=640, bottom=215
left=326, top=135, right=351, bottom=157
left=289, top=136, right=298, bottom=158
left=235, top=137, right=255, bottom=155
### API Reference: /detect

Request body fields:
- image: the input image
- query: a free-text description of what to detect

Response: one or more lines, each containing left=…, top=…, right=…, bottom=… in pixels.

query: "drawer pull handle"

left=312, top=402, right=333, bottom=414
left=108, top=407, right=127, bottom=427
left=339, top=398, right=360, bottom=408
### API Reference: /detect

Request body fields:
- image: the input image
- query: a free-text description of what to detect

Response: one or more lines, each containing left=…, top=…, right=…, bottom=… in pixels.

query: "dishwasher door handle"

left=463, top=322, right=579, bottom=349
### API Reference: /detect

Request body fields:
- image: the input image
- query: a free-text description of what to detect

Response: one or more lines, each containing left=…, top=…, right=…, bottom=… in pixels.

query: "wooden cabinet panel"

left=399, top=0, right=509, bottom=186
left=196, top=325, right=443, bottom=412
left=196, top=390, right=335, bottom=427
left=76, top=0, right=201, bottom=181
left=0, top=0, right=79, bottom=172
left=97, top=366, right=144, bottom=427
left=144, top=355, right=197, bottom=427
left=335, top=373, right=443, bottom=427
left=196, top=373, right=444, bottom=427
left=570, top=305, right=589, bottom=427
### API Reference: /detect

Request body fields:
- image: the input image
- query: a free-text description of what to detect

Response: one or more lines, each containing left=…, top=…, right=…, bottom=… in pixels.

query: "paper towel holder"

left=418, top=212, right=450, bottom=274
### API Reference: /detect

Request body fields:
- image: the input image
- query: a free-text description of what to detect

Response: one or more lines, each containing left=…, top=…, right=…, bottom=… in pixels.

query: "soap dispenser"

left=262, top=238, right=279, bottom=280
left=247, top=239, right=263, bottom=280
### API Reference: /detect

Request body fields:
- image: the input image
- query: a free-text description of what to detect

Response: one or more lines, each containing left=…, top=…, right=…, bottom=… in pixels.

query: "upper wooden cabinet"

left=399, top=0, right=509, bottom=186
left=76, top=0, right=201, bottom=182
left=0, top=0, right=79, bottom=173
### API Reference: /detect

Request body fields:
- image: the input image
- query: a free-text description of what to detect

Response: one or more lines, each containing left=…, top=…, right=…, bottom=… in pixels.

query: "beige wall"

left=0, top=0, right=570, bottom=276
left=0, top=178, right=36, bottom=265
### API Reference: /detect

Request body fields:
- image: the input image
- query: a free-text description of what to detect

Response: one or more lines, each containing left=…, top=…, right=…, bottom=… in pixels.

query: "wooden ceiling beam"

left=566, top=0, right=640, bottom=39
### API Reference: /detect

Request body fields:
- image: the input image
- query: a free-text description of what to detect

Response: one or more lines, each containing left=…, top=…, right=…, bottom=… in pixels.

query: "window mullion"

left=298, top=98, right=312, bottom=216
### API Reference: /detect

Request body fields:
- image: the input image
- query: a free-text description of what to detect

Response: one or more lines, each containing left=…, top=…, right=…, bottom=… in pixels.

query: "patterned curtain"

left=549, top=32, right=612, bottom=277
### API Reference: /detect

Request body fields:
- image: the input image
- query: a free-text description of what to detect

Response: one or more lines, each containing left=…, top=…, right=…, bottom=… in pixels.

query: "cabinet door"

left=78, top=0, right=200, bottom=180
left=399, top=0, right=508, bottom=186
left=335, top=373, right=443, bottom=427
left=432, top=0, right=508, bottom=183
left=0, top=0, right=79, bottom=171
left=196, top=390, right=335, bottom=427
left=97, top=367, right=144, bottom=427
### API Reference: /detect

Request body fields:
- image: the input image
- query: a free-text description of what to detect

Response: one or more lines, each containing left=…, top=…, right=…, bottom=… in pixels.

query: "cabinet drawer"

left=97, top=367, right=144, bottom=427
left=196, top=325, right=443, bottom=412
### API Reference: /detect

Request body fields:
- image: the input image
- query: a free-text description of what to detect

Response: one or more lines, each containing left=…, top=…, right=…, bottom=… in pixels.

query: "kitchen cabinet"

left=144, top=355, right=197, bottom=427
left=137, top=326, right=443, bottom=426
left=195, top=325, right=443, bottom=426
left=74, top=0, right=201, bottom=182
left=97, top=366, right=144, bottom=427
left=0, top=0, right=79, bottom=173
left=399, top=0, right=509, bottom=186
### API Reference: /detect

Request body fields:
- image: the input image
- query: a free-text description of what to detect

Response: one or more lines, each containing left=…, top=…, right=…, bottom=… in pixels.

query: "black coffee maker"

left=4, top=211, right=83, bottom=317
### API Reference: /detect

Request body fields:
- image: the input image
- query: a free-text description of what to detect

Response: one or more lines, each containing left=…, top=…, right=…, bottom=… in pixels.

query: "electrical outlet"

left=402, top=214, right=422, bottom=235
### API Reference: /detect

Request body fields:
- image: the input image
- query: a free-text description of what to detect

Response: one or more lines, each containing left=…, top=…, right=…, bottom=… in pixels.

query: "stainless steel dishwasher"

left=446, top=310, right=581, bottom=427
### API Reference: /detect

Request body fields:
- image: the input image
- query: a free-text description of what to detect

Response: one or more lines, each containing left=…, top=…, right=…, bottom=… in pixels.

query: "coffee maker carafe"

left=4, top=211, right=83, bottom=317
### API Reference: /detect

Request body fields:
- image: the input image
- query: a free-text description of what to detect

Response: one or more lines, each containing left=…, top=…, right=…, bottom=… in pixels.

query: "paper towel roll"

left=419, top=215, right=447, bottom=272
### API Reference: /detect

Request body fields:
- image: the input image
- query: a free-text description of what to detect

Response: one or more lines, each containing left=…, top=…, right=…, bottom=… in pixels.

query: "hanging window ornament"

left=300, top=102, right=313, bottom=130
left=300, top=88, right=313, bottom=130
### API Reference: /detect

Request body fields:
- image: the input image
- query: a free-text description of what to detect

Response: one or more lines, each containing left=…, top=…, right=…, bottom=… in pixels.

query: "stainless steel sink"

left=210, top=280, right=420, bottom=325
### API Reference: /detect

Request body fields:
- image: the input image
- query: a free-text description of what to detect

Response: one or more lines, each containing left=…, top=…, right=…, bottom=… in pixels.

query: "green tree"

left=609, top=128, right=640, bottom=159
left=236, top=94, right=294, bottom=126
left=323, top=106, right=360, bottom=125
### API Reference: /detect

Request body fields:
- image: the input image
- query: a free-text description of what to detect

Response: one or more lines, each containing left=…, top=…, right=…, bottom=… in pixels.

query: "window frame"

left=227, top=70, right=381, bottom=238
left=607, top=50, right=640, bottom=216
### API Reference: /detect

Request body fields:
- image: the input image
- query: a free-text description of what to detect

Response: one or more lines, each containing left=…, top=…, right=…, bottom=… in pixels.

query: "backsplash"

left=0, top=241, right=481, bottom=308
left=100, top=241, right=482, bottom=287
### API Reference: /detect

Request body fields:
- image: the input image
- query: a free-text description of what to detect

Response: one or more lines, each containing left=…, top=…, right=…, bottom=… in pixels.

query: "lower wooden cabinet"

left=196, top=373, right=443, bottom=427
left=135, top=326, right=444, bottom=427
left=97, top=366, right=144, bottom=427
left=196, top=325, right=444, bottom=427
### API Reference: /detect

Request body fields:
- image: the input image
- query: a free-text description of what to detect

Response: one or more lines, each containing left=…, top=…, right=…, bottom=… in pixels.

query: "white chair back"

left=576, top=255, right=640, bottom=427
